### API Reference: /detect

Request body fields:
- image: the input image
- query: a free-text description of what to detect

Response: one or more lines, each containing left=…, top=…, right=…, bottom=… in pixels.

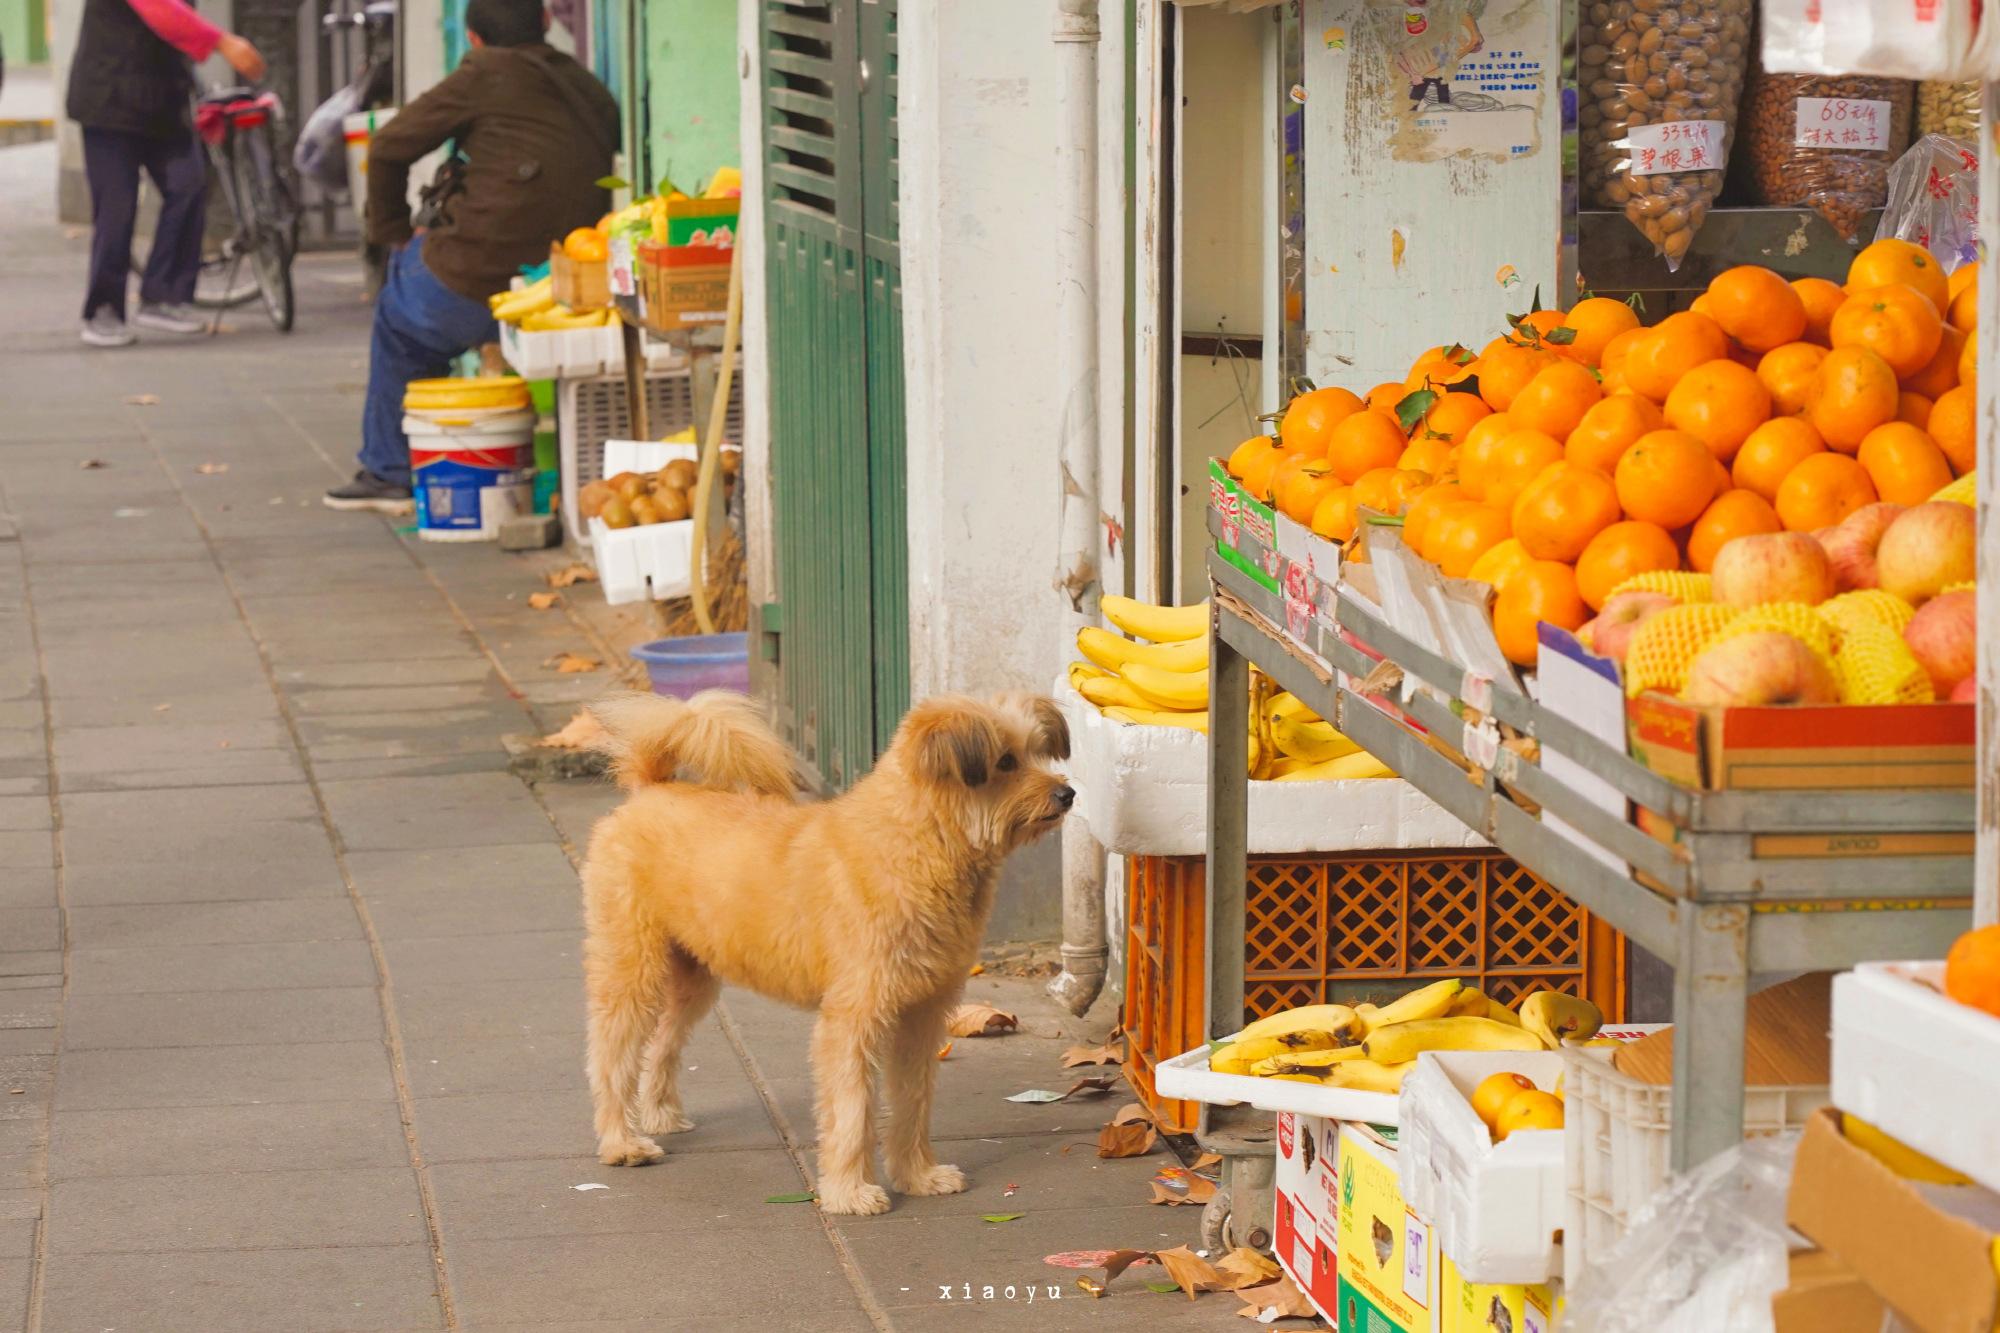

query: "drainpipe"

left=1048, top=0, right=1111, bottom=1018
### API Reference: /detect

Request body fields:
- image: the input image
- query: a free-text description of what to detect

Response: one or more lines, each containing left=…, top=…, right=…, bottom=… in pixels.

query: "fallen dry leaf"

left=1147, top=1165, right=1218, bottom=1207
left=1192, top=1151, right=1223, bottom=1171
left=546, top=563, right=598, bottom=588
left=1111, top=1102, right=1153, bottom=1126
left=1212, top=1248, right=1281, bottom=1291
left=1044, top=1250, right=1125, bottom=1270
left=543, top=651, right=602, bottom=674
left=540, top=711, right=611, bottom=750
left=1235, top=1275, right=1315, bottom=1319
left=1099, top=1249, right=1154, bottom=1285
left=1154, top=1246, right=1226, bottom=1301
left=78, top=458, right=107, bottom=470
left=195, top=461, right=228, bottom=475
left=1060, top=1075, right=1119, bottom=1100
left=1061, top=1041, right=1124, bottom=1068
left=968, top=962, right=985, bottom=977
left=1096, top=1121, right=1158, bottom=1159
left=527, top=591, right=560, bottom=610
left=125, top=394, right=160, bottom=406
left=935, top=1042, right=952, bottom=1061
left=945, top=1003, right=1018, bottom=1038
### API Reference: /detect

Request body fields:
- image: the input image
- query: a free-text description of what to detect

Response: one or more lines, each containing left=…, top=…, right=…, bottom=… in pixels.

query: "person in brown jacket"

left=324, top=0, right=619, bottom=512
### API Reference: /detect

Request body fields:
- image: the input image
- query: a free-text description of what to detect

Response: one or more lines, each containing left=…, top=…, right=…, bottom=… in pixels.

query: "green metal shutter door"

left=860, top=0, right=908, bottom=753
left=760, top=0, right=908, bottom=789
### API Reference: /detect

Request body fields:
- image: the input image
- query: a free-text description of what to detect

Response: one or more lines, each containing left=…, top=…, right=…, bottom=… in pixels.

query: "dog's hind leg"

left=882, top=998, right=966, bottom=1196
left=634, top=944, right=717, bottom=1136
left=811, top=1004, right=892, bottom=1215
left=584, top=899, right=671, bottom=1167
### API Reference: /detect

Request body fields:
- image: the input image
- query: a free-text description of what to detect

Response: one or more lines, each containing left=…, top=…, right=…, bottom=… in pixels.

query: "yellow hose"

left=688, top=240, right=745, bottom=635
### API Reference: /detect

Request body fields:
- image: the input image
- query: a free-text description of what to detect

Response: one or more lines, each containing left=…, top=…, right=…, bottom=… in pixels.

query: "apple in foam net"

left=1952, top=676, right=1978, bottom=703
left=1710, top=532, right=1836, bottom=608
left=1817, top=502, right=1905, bottom=592
left=1683, top=631, right=1842, bottom=707
left=1877, top=502, right=1977, bottom=605
left=1589, top=591, right=1676, bottom=663
left=1904, top=589, right=1977, bottom=696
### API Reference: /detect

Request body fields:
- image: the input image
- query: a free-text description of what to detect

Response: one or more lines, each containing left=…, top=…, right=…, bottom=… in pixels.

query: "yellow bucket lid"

left=406, top=376, right=526, bottom=393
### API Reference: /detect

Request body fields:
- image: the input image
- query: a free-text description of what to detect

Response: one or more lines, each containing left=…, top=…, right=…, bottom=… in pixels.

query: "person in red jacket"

left=66, top=0, right=265, bottom=346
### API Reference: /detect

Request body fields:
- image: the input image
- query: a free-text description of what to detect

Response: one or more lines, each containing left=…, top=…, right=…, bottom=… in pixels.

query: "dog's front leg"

left=883, top=999, right=965, bottom=1196
left=811, top=1007, right=891, bottom=1215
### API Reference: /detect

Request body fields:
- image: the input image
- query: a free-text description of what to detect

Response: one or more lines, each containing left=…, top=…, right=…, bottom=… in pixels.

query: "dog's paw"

left=598, top=1135, right=665, bottom=1167
left=818, top=1181, right=892, bottom=1216
left=894, top=1163, right=968, bottom=1196
left=634, top=1107, right=695, bottom=1135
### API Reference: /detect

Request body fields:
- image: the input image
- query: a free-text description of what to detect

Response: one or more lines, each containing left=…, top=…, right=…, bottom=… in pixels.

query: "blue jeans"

left=359, top=237, right=498, bottom=487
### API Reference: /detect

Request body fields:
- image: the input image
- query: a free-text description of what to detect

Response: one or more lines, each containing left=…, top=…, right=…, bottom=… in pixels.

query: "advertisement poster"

left=1323, top=0, right=1547, bottom=163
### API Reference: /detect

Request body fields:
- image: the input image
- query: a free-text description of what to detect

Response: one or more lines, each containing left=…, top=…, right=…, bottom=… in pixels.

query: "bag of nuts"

left=1739, top=69, right=1914, bottom=242
left=1580, top=0, right=1755, bottom=270
left=1916, top=82, right=1980, bottom=139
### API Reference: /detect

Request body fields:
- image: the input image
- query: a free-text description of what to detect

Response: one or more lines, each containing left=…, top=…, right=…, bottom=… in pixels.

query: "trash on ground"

left=545, top=562, right=598, bottom=587
left=981, top=1213, right=1025, bottom=1223
left=764, top=1191, right=816, bottom=1204
left=571, top=1183, right=609, bottom=1191
left=528, top=591, right=560, bottom=610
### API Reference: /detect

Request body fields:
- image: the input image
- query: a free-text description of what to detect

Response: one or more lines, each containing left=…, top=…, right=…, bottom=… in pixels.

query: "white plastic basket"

left=585, top=440, right=698, bottom=606
left=557, top=372, right=744, bottom=549
left=499, top=320, right=684, bottom=381
left=1151, top=1043, right=1401, bottom=1124
left=1561, top=1045, right=1827, bottom=1288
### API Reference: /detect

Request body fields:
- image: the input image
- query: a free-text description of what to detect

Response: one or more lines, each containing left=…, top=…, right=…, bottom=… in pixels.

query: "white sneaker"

left=80, top=311, right=136, bottom=348
left=132, top=302, right=207, bottom=336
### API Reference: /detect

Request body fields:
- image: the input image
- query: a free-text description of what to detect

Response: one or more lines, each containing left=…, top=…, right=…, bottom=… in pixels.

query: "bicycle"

left=191, top=86, right=301, bottom=333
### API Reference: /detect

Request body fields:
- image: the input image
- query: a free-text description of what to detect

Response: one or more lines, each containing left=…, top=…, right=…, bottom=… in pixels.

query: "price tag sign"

left=1795, top=98, right=1891, bottom=149
left=608, top=234, right=637, bottom=298
left=1626, top=120, right=1724, bottom=175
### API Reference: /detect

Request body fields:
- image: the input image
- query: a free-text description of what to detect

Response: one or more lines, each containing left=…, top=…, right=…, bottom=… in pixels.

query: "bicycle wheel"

left=232, top=130, right=296, bottom=333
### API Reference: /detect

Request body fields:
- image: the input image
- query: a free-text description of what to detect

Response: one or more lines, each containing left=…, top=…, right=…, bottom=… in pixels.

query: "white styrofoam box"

left=1833, top=962, right=2000, bottom=1195
left=1562, top=1036, right=1827, bottom=1289
left=1399, top=1049, right=1568, bottom=1284
left=1151, top=1043, right=1401, bottom=1125
left=584, top=440, right=699, bottom=606
left=1055, top=680, right=1488, bottom=857
left=558, top=372, right=743, bottom=549
left=499, top=320, right=685, bottom=382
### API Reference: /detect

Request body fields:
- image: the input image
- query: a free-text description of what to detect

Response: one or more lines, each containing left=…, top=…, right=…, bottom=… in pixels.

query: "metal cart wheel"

left=1199, top=1148, right=1276, bottom=1254
left=1199, top=1188, right=1234, bottom=1252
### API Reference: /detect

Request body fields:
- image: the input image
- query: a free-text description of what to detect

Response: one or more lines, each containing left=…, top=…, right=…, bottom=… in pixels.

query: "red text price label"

left=1795, top=98, right=1891, bottom=149
left=1627, top=120, right=1725, bottom=175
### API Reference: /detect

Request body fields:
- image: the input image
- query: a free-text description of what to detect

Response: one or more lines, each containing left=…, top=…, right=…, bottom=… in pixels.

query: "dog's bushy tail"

left=589, top=690, right=798, bottom=796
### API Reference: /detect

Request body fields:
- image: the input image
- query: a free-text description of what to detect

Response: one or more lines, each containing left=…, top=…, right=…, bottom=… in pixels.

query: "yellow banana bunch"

left=1121, top=663, right=1209, bottom=711
left=1517, top=992, right=1604, bottom=1050
left=1361, top=979, right=1464, bottom=1032
left=1273, top=750, right=1393, bottom=782
left=1078, top=676, right=1149, bottom=710
left=1103, top=706, right=1205, bottom=731
left=1330, top=1059, right=1416, bottom=1093
left=1251, top=1046, right=1367, bottom=1077
left=1066, top=660, right=1109, bottom=692
left=1209, top=1029, right=1341, bottom=1075
left=520, top=304, right=613, bottom=331
left=1361, top=1016, right=1547, bottom=1064
left=1271, top=714, right=1362, bottom=764
left=1076, top=626, right=1206, bottom=674
left=1236, top=1003, right=1364, bottom=1046
left=1101, top=595, right=1209, bottom=643
left=1446, top=987, right=1524, bottom=1026
left=491, top=276, right=554, bottom=323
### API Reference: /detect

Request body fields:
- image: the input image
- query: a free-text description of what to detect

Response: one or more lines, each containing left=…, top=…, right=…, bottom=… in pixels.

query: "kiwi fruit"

left=598, top=494, right=635, bottom=529
left=612, top=472, right=648, bottom=501
left=719, top=448, right=741, bottom=477
left=577, top=480, right=614, bottom=519
left=654, top=486, right=691, bottom=522
left=662, top=458, right=699, bottom=490
left=628, top=494, right=664, bottom=526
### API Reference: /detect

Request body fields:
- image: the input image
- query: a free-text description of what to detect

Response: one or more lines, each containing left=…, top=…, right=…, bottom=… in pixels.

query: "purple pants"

left=82, top=125, right=207, bottom=321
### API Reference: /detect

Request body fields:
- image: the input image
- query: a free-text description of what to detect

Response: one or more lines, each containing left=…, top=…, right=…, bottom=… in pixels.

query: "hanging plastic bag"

left=1762, top=0, right=1979, bottom=78
left=1738, top=67, right=1913, bottom=242
left=1876, top=133, right=1981, bottom=271
left=1579, top=0, right=1754, bottom=270
left=1565, top=1135, right=1799, bottom=1333
left=294, top=82, right=363, bottom=198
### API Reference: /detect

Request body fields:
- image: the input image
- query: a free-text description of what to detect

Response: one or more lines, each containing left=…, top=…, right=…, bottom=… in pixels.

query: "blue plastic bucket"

left=630, top=633, right=750, bottom=699
left=406, top=409, right=535, bottom=542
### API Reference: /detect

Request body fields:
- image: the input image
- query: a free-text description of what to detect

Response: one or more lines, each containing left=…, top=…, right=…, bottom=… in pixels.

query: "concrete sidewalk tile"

left=391, top=977, right=583, bottom=1043
left=445, top=1229, right=859, bottom=1327
left=0, top=908, right=59, bottom=951
left=532, top=780, right=624, bottom=847
left=55, top=1039, right=396, bottom=1111
left=59, top=781, right=320, bottom=830
left=428, top=1151, right=814, bottom=1242
left=299, top=718, right=522, bottom=762
left=286, top=682, right=517, bottom=717
left=47, top=1166, right=429, bottom=1253
left=401, top=1032, right=593, bottom=1099
left=0, top=797, right=50, bottom=831
left=0, top=1259, right=23, bottom=1333
left=63, top=898, right=362, bottom=949
left=50, top=1100, right=411, bottom=1179
left=365, top=880, right=581, bottom=941
left=310, top=752, right=517, bottom=781
left=0, top=988, right=59, bottom=1031
left=318, top=772, right=555, bottom=851
left=412, top=1068, right=777, bottom=1164
left=0, top=866, right=55, bottom=910
left=61, top=986, right=384, bottom=1050
left=0, top=950, right=61, bottom=979
left=58, top=759, right=311, bottom=793
left=0, top=830, right=53, bottom=868
left=61, top=853, right=347, bottom=905
left=36, top=1244, right=444, bottom=1332
left=277, top=655, right=499, bottom=689
left=345, top=841, right=579, bottom=898
left=0, top=1028, right=56, bottom=1057
left=67, top=938, right=378, bottom=993
left=51, top=718, right=294, bottom=772
left=383, top=930, right=581, bottom=984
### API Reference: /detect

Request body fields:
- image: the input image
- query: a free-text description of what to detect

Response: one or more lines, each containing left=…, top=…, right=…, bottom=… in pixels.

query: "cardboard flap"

left=1787, top=1109, right=2000, bottom=1333
left=1770, top=1249, right=1888, bottom=1333
left=1612, top=973, right=1832, bottom=1086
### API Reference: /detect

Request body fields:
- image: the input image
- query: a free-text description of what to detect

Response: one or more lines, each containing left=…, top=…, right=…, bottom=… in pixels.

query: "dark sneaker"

left=80, top=311, right=136, bottom=348
left=132, top=302, right=207, bottom=336
left=323, top=470, right=415, bottom=514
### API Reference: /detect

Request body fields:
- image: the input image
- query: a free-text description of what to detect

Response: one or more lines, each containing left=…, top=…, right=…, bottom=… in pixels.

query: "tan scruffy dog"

left=580, top=688, right=1073, bottom=1215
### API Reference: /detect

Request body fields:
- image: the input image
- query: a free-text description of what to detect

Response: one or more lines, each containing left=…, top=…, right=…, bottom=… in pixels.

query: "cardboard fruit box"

left=550, top=246, right=611, bottom=311
left=636, top=197, right=740, bottom=330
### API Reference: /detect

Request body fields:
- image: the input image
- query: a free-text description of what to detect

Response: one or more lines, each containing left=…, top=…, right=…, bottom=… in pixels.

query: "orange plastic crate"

left=1122, top=851, right=1627, bottom=1134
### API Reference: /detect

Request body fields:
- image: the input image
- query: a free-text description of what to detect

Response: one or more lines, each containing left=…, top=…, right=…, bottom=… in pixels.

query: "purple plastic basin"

left=630, top=633, right=750, bottom=700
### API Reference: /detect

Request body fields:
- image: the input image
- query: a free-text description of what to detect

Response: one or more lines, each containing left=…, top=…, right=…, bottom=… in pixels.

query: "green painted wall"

left=639, top=0, right=737, bottom=195
left=2, top=0, right=49, bottom=65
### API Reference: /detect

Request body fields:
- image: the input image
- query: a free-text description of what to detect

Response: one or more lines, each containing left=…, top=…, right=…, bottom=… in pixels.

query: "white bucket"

left=406, top=408, right=536, bottom=542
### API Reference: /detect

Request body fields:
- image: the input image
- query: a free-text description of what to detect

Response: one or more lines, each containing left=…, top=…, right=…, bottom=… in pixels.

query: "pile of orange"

left=1223, top=238, right=1978, bottom=668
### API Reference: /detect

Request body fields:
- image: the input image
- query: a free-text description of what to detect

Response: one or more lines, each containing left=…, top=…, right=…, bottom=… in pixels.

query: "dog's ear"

left=905, top=697, right=1003, bottom=788
left=992, top=690, right=1070, bottom=761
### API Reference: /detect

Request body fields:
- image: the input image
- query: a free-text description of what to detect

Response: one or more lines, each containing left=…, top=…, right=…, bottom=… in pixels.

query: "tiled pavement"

left=0, top=140, right=1265, bottom=1330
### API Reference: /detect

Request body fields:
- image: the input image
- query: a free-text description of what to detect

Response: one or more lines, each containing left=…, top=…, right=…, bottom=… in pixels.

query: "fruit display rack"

left=1200, top=511, right=1973, bottom=1170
